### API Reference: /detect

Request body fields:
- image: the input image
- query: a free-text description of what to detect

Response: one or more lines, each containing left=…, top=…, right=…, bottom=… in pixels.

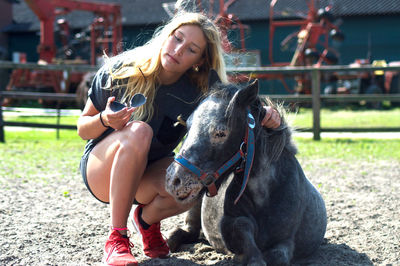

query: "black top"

left=82, top=62, right=203, bottom=162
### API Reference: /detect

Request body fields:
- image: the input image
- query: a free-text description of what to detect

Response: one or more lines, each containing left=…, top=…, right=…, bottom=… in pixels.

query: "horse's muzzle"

left=165, top=162, right=203, bottom=203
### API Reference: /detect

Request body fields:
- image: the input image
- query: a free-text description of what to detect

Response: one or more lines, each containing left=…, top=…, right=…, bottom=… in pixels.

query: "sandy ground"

left=0, top=155, right=399, bottom=265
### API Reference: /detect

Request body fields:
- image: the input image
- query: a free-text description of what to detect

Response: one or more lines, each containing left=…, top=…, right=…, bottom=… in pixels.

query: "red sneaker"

left=131, top=204, right=170, bottom=258
left=103, top=230, right=138, bottom=266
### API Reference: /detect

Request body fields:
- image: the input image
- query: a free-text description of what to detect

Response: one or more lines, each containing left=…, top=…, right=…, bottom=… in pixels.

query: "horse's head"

left=165, top=70, right=260, bottom=204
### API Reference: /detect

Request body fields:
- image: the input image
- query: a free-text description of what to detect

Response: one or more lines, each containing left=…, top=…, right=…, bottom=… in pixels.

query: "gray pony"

left=165, top=71, right=327, bottom=266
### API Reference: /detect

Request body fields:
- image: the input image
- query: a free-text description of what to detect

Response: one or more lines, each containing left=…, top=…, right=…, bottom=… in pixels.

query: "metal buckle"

left=235, top=159, right=245, bottom=173
left=201, top=174, right=216, bottom=187
left=240, top=141, right=246, bottom=155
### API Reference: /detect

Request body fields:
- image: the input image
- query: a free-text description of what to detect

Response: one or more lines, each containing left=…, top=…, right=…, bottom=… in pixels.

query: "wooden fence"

left=230, top=64, right=400, bottom=140
left=0, top=61, right=97, bottom=142
left=1, top=60, right=400, bottom=142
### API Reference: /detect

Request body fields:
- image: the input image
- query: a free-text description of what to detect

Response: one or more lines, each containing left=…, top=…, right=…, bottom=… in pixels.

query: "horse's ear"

left=236, top=79, right=259, bottom=108
left=208, top=69, right=221, bottom=88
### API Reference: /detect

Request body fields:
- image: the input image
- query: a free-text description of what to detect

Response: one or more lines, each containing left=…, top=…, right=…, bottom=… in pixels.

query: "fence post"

left=311, top=69, right=321, bottom=140
left=56, top=102, right=61, bottom=140
left=0, top=95, right=4, bottom=143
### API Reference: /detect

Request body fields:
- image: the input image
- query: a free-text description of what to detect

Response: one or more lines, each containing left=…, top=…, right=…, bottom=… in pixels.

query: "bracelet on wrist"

left=99, top=111, right=108, bottom=128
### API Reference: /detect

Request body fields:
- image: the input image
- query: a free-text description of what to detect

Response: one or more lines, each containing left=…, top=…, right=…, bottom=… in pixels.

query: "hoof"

left=266, top=248, right=290, bottom=266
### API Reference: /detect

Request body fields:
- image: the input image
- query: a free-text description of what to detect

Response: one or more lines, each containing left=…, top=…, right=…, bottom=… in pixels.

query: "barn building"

left=1, top=0, right=400, bottom=94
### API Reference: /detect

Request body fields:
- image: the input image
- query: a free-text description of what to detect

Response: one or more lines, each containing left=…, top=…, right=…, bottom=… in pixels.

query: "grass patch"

left=294, top=137, right=400, bottom=162
left=3, top=115, right=78, bottom=125
left=0, top=107, right=398, bottom=184
left=3, top=128, right=80, bottom=142
left=286, top=107, right=400, bottom=129
left=1, top=128, right=398, bottom=186
left=3, top=107, right=400, bottom=130
left=0, top=130, right=85, bottom=184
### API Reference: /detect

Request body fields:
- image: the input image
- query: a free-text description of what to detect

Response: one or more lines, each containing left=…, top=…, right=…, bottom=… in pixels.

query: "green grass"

left=1, top=128, right=398, bottom=178
left=2, top=128, right=81, bottom=141
left=3, top=115, right=77, bottom=125
left=0, top=130, right=85, bottom=184
left=1, top=130, right=398, bottom=185
left=3, top=107, right=400, bottom=129
left=1, top=135, right=398, bottom=187
left=295, top=137, right=400, bottom=161
left=0, top=107, right=399, bottom=184
left=286, top=107, right=400, bottom=129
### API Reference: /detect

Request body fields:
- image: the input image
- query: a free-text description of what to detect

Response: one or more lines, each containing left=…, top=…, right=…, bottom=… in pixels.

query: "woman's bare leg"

left=86, top=119, right=194, bottom=233
left=135, top=157, right=196, bottom=225
left=86, top=121, right=153, bottom=229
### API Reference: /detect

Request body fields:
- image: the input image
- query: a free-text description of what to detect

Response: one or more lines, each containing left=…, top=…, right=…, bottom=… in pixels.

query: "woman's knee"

left=122, top=121, right=153, bottom=150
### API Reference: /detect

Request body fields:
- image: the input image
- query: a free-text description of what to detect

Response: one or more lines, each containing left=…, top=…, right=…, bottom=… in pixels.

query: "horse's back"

left=255, top=152, right=326, bottom=258
left=296, top=181, right=327, bottom=257
left=291, top=157, right=327, bottom=258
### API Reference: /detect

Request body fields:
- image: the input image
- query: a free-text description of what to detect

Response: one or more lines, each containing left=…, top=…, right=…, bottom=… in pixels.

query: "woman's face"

left=160, top=24, right=207, bottom=78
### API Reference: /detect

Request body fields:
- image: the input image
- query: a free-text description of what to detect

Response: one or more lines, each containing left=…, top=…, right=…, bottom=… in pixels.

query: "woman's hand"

left=261, top=106, right=281, bottom=129
left=103, top=96, right=135, bottom=130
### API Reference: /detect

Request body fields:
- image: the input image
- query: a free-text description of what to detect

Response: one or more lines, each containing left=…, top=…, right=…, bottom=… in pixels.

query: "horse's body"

left=165, top=71, right=327, bottom=266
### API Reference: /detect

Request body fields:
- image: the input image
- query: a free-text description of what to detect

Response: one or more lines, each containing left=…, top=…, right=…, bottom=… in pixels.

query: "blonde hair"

left=106, top=12, right=228, bottom=122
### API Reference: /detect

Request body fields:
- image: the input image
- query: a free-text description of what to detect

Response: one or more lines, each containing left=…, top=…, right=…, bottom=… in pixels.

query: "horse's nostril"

left=173, top=178, right=181, bottom=187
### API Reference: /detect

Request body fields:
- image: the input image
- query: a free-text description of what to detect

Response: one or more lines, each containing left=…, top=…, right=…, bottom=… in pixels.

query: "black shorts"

left=79, top=151, right=174, bottom=204
left=79, top=152, right=109, bottom=204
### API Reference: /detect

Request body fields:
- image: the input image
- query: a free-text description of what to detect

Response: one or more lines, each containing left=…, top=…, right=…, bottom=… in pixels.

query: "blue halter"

left=174, top=109, right=256, bottom=205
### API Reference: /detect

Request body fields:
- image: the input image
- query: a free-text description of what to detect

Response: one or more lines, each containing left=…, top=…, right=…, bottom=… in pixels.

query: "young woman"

left=77, top=11, right=280, bottom=266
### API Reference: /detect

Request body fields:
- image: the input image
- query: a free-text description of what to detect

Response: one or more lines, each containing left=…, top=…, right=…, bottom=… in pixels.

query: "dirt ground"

left=0, top=155, right=399, bottom=265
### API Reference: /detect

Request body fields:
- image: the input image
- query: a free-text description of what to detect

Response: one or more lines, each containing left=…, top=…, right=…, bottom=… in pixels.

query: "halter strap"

left=174, top=109, right=256, bottom=204
left=234, top=110, right=255, bottom=204
left=175, top=150, right=243, bottom=197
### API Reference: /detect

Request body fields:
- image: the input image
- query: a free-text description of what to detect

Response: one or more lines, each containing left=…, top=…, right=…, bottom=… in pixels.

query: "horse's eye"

left=215, top=131, right=226, bottom=138
left=209, top=125, right=229, bottom=144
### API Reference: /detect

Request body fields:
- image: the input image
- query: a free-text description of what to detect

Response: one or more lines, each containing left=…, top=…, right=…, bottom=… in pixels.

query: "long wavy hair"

left=106, top=12, right=228, bottom=122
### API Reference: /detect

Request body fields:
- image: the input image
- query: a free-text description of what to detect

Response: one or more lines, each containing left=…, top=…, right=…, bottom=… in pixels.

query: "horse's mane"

left=208, top=83, right=298, bottom=164
left=207, top=82, right=238, bottom=99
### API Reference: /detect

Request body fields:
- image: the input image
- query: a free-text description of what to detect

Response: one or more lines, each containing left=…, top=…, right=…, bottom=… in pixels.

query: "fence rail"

left=1, top=60, right=400, bottom=142
left=266, top=93, right=400, bottom=103
left=227, top=64, right=400, bottom=139
left=0, top=91, right=78, bottom=142
left=0, top=60, right=98, bottom=72
left=0, top=91, right=78, bottom=101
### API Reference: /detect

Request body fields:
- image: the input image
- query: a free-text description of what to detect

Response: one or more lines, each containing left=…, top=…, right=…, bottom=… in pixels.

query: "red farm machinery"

left=170, top=0, right=345, bottom=94
left=5, top=0, right=122, bottom=107
left=193, top=0, right=400, bottom=100
left=263, top=0, right=344, bottom=94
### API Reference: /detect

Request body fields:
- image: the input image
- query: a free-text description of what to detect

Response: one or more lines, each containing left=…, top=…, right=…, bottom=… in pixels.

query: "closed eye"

left=173, top=35, right=197, bottom=54
left=214, top=131, right=226, bottom=138
left=210, top=126, right=229, bottom=145
left=174, top=35, right=182, bottom=42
